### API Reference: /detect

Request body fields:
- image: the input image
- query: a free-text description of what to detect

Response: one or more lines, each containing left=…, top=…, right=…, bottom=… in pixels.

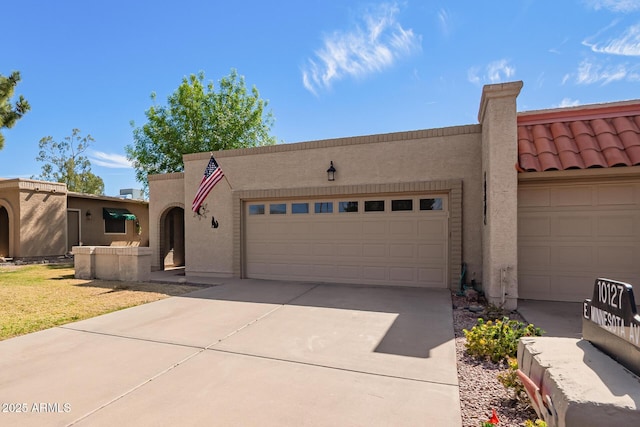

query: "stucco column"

left=478, top=81, right=523, bottom=310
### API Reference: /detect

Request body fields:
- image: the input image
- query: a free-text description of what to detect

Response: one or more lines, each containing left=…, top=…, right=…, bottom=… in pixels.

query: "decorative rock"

left=464, top=288, right=479, bottom=302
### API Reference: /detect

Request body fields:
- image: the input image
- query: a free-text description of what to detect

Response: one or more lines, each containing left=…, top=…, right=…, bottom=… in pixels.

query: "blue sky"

left=2, top=0, right=640, bottom=196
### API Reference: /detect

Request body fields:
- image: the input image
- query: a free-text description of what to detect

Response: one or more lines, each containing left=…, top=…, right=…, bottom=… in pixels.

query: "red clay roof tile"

left=624, top=145, right=640, bottom=165
left=558, top=150, right=586, bottom=169
left=601, top=147, right=631, bottom=167
left=518, top=100, right=640, bottom=172
left=581, top=149, right=608, bottom=168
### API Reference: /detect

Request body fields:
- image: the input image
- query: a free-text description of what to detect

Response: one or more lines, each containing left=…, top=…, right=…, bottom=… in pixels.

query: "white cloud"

left=467, top=59, right=516, bottom=85
left=584, top=23, right=640, bottom=56
left=438, top=8, right=451, bottom=37
left=556, top=98, right=582, bottom=107
left=585, top=0, right=640, bottom=12
left=89, top=151, right=133, bottom=169
left=301, top=2, right=421, bottom=95
left=574, top=58, right=638, bottom=84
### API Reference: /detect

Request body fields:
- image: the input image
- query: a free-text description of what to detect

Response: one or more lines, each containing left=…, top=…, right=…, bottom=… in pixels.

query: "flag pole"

left=211, top=152, right=233, bottom=190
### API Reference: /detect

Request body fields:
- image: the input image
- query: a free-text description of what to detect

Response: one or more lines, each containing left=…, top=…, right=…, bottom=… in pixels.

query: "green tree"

left=0, top=71, right=31, bottom=150
left=126, top=69, right=276, bottom=187
left=34, top=129, right=105, bottom=195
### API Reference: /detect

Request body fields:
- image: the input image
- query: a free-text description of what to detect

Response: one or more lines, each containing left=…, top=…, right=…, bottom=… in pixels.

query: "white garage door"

left=245, top=195, right=449, bottom=287
left=518, top=181, right=640, bottom=302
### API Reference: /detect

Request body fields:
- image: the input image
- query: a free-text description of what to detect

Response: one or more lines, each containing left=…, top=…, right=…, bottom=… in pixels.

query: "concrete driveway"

left=0, top=279, right=461, bottom=426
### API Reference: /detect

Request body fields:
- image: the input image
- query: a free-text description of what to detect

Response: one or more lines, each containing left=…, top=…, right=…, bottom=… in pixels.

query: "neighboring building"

left=0, top=179, right=149, bottom=259
left=148, top=81, right=640, bottom=308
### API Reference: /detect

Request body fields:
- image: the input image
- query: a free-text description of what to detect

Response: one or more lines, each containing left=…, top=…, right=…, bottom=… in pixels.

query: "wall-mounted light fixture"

left=327, top=161, right=336, bottom=181
left=86, top=210, right=92, bottom=221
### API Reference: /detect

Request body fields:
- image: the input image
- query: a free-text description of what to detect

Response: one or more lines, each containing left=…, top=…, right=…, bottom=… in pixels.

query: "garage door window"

left=249, top=204, right=265, bottom=215
left=292, top=203, right=309, bottom=214
left=391, top=199, right=413, bottom=211
left=339, top=201, right=358, bottom=213
left=270, top=204, right=287, bottom=215
left=420, top=198, right=443, bottom=211
left=315, top=202, right=333, bottom=213
left=364, top=200, right=385, bottom=212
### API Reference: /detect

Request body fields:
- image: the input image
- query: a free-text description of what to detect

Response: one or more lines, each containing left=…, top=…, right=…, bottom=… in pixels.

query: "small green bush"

left=463, top=317, right=543, bottom=363
left=497, top=357, right=528, bottom=403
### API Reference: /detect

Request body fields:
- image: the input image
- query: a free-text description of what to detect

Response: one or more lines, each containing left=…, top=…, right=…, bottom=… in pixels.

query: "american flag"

left=192, top=155, right=224, bottom=213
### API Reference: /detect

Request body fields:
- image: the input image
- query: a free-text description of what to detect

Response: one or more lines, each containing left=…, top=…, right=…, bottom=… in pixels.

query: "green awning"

left=103, top=208, right=137, bottom=221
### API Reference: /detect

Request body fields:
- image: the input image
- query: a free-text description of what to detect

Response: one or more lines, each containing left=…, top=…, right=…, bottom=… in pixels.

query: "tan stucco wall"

left=67, top=195, right=149, bottom=248
left=148, top=172, right=185, bottom=271
left=180, top=125, right=485, bottom=286
left=18, top=181, right=67, bottom=257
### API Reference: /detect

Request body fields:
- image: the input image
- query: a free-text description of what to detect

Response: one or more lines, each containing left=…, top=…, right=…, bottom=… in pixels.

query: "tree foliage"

left=126, top=69, right=276, bottom=187
left=0, top=71, right=31, bottom=150
left=34, top=129, right=105, bottom=195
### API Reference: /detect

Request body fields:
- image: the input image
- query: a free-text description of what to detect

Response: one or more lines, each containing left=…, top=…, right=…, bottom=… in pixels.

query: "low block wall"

left=518, top=337, right=640, bottom=427
left=72, top=246, right=151, bottom=282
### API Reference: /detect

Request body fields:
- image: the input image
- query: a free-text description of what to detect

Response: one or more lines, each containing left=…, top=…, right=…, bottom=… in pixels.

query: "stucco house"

left=148, top=81, right=640, bottom=309
left=0, top=178, right=149, bottom=259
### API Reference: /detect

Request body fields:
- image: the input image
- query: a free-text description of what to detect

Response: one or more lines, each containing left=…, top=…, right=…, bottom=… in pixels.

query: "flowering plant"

left=480, top=408, right=499, bottom=426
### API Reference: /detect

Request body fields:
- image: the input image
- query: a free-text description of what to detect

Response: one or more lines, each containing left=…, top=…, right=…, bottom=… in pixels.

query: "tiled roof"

left=517, top=100, right=640, bottom=172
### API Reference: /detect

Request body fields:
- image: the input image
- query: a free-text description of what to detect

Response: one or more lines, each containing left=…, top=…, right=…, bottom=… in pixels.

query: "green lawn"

left=0, top=263, right=202, bottom=341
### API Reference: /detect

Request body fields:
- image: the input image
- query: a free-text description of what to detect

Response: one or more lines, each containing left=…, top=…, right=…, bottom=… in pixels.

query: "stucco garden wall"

left=17, top=180, right=67, bottom=257
left=182, top=126, right=484, bottom=284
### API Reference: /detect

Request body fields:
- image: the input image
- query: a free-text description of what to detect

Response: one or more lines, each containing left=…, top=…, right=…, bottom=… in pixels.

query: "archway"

left=160, top=206, right=185, bottom=270
left=0, top=206, right=8, bottom=258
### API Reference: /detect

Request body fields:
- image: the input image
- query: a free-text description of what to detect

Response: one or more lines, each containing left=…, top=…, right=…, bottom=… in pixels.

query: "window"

left=391, top=199, right=413, bottom=211
left=270, top=203, right=287, bottom=214
left=292, top=203, right=309, bottom=214
left=249, top=204, right=265, bottom=215
left=364, top=200, right=385, bottom=212
left=105, top=217, right=126, bottom=234
left=314, top=202, right=333, bottom=213
left=420, top=198, right=443, bottom=211
left=339, top=201, right=358, bottom=213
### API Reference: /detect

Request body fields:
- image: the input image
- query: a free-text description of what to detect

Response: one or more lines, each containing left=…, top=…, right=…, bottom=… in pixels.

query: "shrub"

left=497, top=357, right=528, bottom=403
left=463, top=317, right=543, bottom=363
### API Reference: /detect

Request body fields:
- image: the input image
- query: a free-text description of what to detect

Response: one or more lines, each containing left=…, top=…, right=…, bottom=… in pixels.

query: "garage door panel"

left=519, top=216, right=551, bottom=237
left=337, top=244, right=362, bottom=257
left=418, top=268, right=445, bottom=284
left=245, top=195, right=448, bottom=288
left=550, top=187, right=592, bottom=206
left=597, top=245, right=636, bottom=270
left=519, top=245, right=550, bottom=269
left=311, top=243, right=333, bottom=256
left=363, top=266, right=386, bottom=281
left=389, top=244, right=415, bottom=258
left=551, top=216, right=592, bottom=237
left=289, top=243, right=312, bottom=255
left=597, top=184, right=635, bottom=205
left=519, top=274, right=552, bottom=300
left=418, top=219, right=447, bottom=238
left=418, top=244, right=446, bottom=261
left=389, top=220, right=416, bottom=235
left=362, top=220, right=387, bottom=236
left=389, top=267, right=416, bottom=282
left=363, top=243, right=386, bottom=257
left=550, top=246, right=593, bottom=268
left=597, top=215, right=634, bottom=237
left=519, top=182, right=640, bottom=302
left=519, top=188, right=550, bottom=207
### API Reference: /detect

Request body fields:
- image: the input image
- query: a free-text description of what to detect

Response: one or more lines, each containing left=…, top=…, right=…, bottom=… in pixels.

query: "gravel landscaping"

left=452, top=292, right=539, bottom=427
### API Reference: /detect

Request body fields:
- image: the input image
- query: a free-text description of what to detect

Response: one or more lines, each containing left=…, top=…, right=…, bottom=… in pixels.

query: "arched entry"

left=160, top=206, right=185, bottom=270
left=0, top=206, right=9, bottom=258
